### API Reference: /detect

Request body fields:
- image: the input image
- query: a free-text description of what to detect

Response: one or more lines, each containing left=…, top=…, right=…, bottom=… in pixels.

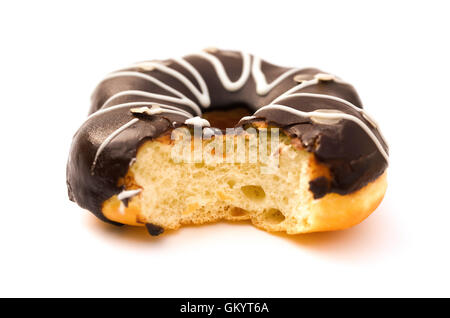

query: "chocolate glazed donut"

left=66, top=48, right=388, bottom=227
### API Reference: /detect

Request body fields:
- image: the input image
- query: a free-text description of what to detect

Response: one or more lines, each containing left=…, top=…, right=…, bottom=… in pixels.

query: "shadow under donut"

left=83, top=200, right=398, bottom=262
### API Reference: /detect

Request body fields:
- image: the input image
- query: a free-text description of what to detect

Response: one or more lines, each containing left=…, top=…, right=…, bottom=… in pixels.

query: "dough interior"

left=102, top=129, right=387, bottom=234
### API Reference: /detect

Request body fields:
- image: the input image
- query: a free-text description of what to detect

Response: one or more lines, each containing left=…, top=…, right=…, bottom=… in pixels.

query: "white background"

left=1, top=0, right=449, bottom=297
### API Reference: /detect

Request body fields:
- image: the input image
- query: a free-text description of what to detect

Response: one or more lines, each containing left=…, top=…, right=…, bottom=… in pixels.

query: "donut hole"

left=262, top=208, right=285, bottom=224
left=201, top=106, right=252, bottom=131
left=241, top=185, right=266, bottom=201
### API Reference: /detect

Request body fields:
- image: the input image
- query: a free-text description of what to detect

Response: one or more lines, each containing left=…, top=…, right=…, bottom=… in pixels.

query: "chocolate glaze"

left=145, top=223, right=164, bottom=236
left=66, top=49, right=388, bottom=224
left=309, top=177, right=330, bottom=199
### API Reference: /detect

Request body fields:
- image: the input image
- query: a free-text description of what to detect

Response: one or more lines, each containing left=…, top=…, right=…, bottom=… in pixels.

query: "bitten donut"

left=66, top=48, right=388, bottom=236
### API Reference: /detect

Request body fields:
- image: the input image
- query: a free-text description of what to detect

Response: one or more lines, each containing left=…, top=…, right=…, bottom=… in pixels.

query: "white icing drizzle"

left=100, top=72, right=202, bottom=115
left=269, top=92, right=388, bottom=146
left=309, top=109, right=344, bottom=125
left=101, top=89, right=202, bottom=116
left=314, top=73, right=336, bottom=81
left=85, top=102, right=192, bottom=124
left=252, top=56, right=301, bottom=95
left=293, top=74, right=313, bottom=83
left=130, top=105, right=163, bottom=115
left=118, top=188, right=142, bottom=214
left=193, top=51, right=252, bottom=91
left=240, top=115, right=256, bottom=121
left=88, top=49, right=388, bottom=169
left=270, top=74, right=349, bottom=105
left=89, top=104, right=193, bottom=174
left=276, top=92, right=360, bottom=112
left=91, top=118, right=140, bottom=172
left=265, top=72, right=389, bottom=148
left=125, top=102, right=193, bottom=117
left=270, top=78, right=321, bottom=104
left=254, top=104, right=389, bottom=162
left=99, top=53, right=351, bottom=121
left=131, top=58, right=211, bottom=107
left=98, top=52, right=325, bottom=121
left=117, top=188, right=142, bottom=201
left=131, top=105, right=193, bottom=119
left=106, top=50, right=251, bottom=116
left=184, top=116, right=210, bottom=127
left=202, top=127, right=216, bottom=138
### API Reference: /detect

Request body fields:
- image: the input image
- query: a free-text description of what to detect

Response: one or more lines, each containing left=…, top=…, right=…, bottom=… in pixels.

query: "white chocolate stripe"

left=89, top=50, right=388, bottom=170
left=252, top=56, right=301, bottom=95
left=90, top=103, right=194, bottom=172
left=240, top=115, right=256, bottom=121
left=270, top=92, right=388, bottom=146
left=275, top=92, right=362, bottom=113
left=91, top=118, right=140, bottom=172
left=100, top=72, right=202, bottom=115
left=131, top=58, right=211, bottom=107
left=192, top=51, right=252, bottom=91
left=102, top=71, right=190, bottom=100
left=101, top=89, right=202, bottom=116
left=102, top=101, right=193, bottom=117
left=141, top=108, right=193, bottom=117
left=184, top=116, right=210, bottom=127
left=270, top=76, right=351, bottom=105
left=270, top=78, right=320, bottom=104
left=254, top=104, right=389, bottom=162
left=117, top=189, right=142, bottom=201
left=128, top=52, right=252, bottom=108
left=85, top=102, right=192, bottom=124
left=101, top=53, right=315, bottom=118
left=173, top=57, right=210, bottom=106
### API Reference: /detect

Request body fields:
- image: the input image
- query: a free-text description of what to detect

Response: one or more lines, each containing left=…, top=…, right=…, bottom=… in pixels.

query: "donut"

left=66, top=48, right=388, bottom=236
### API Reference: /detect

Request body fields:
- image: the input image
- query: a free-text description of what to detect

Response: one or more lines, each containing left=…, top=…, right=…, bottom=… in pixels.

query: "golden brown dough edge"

left=297, top=172, right=387, bottom=233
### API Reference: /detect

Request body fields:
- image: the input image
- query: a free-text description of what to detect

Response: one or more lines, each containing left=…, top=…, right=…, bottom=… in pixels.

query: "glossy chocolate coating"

left=66, top=49, right=388, bottom=223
